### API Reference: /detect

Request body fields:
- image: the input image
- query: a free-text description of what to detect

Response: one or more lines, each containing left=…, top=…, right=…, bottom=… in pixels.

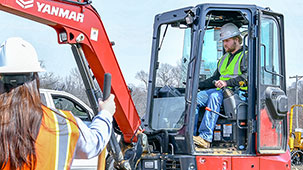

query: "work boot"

left=193, top=136, right=210, bottom=148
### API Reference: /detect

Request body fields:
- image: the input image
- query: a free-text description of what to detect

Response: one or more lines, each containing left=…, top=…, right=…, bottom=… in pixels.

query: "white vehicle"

left=39, top=88, right=98, bottom=170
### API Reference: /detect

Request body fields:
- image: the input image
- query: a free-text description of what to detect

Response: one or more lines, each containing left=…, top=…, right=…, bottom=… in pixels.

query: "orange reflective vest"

left=3, top=105, right=80, bottom=170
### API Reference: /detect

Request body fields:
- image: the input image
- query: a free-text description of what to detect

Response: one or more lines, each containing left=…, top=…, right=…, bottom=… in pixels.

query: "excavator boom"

left=0, top=0, right=140, bottom=143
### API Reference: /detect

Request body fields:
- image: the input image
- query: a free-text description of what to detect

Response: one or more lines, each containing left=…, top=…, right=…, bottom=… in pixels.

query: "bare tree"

left=135, top=60, right=187, bottom=89
left=62, top=68, right=89, bottom=105
left=298, top=80, right=303, bottom=104
left=156, top=63, right=175, bottom=86
left=171, top=59, right=187, bottom=88
left=39, top=72, right=62, bottom=89
left=129, top=84, right=147, bottom=117
left=287, top=79, right=303, bottom=130
left=39, top=68, right=89, bottom=105
left=135, top=70, right=149, bottom=89
left=132, top=62, right=187, bottom=117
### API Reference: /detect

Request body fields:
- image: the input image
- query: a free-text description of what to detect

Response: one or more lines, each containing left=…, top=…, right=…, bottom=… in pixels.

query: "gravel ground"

left=292, top=165, right=303, bottom=170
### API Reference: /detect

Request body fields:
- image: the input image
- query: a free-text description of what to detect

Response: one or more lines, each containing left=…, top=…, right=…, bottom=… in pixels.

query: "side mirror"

left=265, top=87, right=288, bottom=119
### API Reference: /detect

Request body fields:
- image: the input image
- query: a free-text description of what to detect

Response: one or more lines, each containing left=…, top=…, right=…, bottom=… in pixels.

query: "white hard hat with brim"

left=0, top=37, right=45, bottom=74
left=219, top=23, right=241, bottom=41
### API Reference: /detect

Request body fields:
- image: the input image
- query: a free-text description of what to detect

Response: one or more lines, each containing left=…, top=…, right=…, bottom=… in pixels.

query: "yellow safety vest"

left=218, top=51, right=247, bottom=90
left=3, top=105, right=80, bottom=170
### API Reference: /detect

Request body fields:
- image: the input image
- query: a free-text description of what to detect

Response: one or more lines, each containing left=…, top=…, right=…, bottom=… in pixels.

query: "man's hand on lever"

left=214, top=80, right=227, bottom=89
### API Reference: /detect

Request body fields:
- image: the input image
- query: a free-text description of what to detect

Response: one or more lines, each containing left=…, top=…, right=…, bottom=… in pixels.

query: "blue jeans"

left=194, top=88, right=223, bottom=142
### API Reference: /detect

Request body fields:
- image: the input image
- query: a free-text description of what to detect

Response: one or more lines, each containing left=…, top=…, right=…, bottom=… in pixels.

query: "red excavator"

left=0, top=1, right=291, bottom=169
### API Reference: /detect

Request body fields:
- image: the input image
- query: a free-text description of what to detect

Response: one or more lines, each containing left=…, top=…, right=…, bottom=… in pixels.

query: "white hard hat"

left=0, top=37, right=44, bottom=74
left=219, top=23, right=241, bottom=41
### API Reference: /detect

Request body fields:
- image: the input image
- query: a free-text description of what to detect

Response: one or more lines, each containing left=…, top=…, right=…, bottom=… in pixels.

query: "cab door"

left=256, top=10, right=288, bottom=154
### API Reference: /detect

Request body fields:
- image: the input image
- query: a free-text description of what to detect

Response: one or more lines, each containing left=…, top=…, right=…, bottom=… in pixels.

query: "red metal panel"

left=259, top=151, right=291, bottom=170
left=259, top=108, right=282, bottom=147
left=0, top=0, right=141, bottom=142
left=196, top=156, right=231, bottom=170
left=196, top=153, right=291, bottom=170
left=232, top=157, right=259, bottom=170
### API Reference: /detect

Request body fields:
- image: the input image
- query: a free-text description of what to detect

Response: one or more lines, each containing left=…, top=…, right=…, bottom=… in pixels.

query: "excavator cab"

left=142, top=3, right=290, bottom=169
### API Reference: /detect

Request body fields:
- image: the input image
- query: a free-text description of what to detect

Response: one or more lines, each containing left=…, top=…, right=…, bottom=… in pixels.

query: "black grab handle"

left=103, top=73, right=112, bottom=101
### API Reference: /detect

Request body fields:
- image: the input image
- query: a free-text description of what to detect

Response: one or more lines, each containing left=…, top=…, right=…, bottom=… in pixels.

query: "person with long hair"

left=0, top=37, right=116, bottom=170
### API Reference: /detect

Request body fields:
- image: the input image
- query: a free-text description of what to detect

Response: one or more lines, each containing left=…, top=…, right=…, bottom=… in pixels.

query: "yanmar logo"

left=16, top=0, right=84, bottom=23
left=16, top=0, right=34, bottom=9
left=37, top=2, right=84, bottom=23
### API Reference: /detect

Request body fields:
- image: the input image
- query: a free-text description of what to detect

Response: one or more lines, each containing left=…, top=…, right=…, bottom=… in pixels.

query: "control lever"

left=212, top=80, right=234, bottom=99
left=98, top=73, right=112, bottom=170
left=212, top=80, right=248, bottom=122
left=205, top=107, right=229, bottom=118
left=98, top=73, right=131, bottom=170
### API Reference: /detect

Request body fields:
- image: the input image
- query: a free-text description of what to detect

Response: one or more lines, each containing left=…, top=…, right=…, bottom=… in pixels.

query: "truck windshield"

left=150, top=25, right=191, bottom=130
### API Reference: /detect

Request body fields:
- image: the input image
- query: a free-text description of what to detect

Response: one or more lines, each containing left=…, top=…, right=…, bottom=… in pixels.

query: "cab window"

left=260, top=17, right=281, bottom=86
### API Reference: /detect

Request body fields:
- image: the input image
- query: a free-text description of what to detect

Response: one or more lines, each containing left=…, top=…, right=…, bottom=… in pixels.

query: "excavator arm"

left=0, top=0, right=141, bottom=143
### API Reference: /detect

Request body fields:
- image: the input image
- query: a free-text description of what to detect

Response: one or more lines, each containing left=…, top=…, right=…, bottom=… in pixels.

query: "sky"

left=0, top=0, right=302, bottom=86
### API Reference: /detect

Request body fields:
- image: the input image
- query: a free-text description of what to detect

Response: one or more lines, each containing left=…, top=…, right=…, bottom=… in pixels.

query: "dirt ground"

left=292, top=165, right=303, bottom=170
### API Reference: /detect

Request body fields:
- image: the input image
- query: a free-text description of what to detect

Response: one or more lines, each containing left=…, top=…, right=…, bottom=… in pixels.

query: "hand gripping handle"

left=98, top=73, right=111, bottom=170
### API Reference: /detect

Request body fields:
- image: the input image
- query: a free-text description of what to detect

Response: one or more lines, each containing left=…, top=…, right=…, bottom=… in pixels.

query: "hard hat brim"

left=0, top=66, right=45, bottom=74
left=0, top=37, right=45, bottom=74
left=219, top=32, right=241, bottom=41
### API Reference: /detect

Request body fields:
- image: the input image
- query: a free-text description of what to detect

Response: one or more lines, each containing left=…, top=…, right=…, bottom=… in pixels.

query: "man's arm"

left=198, top=69, right=220, bottom=90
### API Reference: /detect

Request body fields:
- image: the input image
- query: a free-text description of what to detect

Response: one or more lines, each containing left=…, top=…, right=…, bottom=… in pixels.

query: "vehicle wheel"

left=291, top=150, right=303, bottom=165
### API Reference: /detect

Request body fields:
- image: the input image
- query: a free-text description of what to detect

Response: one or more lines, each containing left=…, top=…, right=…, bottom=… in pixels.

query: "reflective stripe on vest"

left=218, top=51, right=247, bottom=90
left=37, top=106, right=80, bottom=170
left=218, top=51, right=243, bottom=80
left=2, top=106, right=79, bottom=170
